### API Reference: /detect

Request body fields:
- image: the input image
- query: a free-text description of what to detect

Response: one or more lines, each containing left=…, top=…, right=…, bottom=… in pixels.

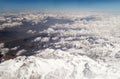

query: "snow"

left=0, top=49, right=120, bottom=79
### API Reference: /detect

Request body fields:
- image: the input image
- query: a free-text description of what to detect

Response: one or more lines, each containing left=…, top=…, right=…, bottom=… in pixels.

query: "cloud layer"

left=0, top=11, right=120, bottom=79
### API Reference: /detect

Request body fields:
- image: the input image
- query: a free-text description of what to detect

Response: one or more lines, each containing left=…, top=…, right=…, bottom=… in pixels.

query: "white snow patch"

left=0, top=49, right=120, bottom=79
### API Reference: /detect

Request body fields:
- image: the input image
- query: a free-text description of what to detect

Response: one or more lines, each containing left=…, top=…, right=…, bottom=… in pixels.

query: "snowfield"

left=0, top=11, right=120, bottom=79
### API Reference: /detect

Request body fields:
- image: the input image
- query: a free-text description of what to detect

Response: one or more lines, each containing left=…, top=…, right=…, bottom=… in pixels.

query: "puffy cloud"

left=0, top=43, right=9, bottom=56
left=41, top=12, right=120, bottom=61
left=11, top=46, right=19, bottom=51
left=0, top=17, right=6, bottom=22
left=0, top=48, right=9, bottom=56
left=1, top=22, right=22, bottom=27
left=16, top=49, right=27, bottom=56
left=46, top=28, right=55, bottom=34
left=0, top=43, right=4, bottom=49
left=41, top=37, right=50, bottom=42
left=27, top=30, right=36, bottom=34
left=0, top=12, right=46, bottom=30
left=0, top=22, right=22, bottom=30
left=23, top=14, right=45, bottom=24
left=34, top=37, right=41, bottom=42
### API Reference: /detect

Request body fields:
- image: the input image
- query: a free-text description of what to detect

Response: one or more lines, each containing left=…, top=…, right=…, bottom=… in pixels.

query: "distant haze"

left=0, top=0, right=120, bottom=11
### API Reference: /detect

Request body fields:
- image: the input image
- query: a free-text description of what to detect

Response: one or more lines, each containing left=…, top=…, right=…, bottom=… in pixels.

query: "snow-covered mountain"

left=0, top=11, right=120, bottom=79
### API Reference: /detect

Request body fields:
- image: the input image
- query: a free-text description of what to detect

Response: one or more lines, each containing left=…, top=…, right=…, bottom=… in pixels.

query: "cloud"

left=1, top=22, right=22, bottom=27
left=0, top=43, right=9, bottom=56
left=0, top=22, right=22, bottom=30
left=42, top=12, right=120, bottom=59
left=0, top=11, right=120, bottom=79
left=0, top=17, right=6, bottom=22
left=11, top=46, right=19, bottom=51
left=27, top=30, right=36, bottom=34
left=23, top=13, right=47, bottom=25
left=0, top=43, right=4, bottom=49
left=16, top=49, right=27, bottom=56
left=0, top=48, right=9, bottom=56
left=0, top=12, right=47, bottom=30
left=41, top=37, right=50, bottom=42
left=34, top=37, right=41, bottom=42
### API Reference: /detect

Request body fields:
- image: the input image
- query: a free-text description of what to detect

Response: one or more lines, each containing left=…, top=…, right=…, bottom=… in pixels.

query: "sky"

left=0, top=0, right=120, bottom=11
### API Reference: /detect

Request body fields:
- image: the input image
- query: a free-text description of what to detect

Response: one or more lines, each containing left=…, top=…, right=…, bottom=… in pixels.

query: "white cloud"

left=0, top=11, right=120, bottom=79
left=34, top=37, right=41, bottom=42
left=22, top=13, right=47, bottom=25
left=11, top=46, right=19, bottom=51
left=0, top=43, right=10, bottom=56
left=46, top=28, right=55, bottom=34
left=27, top=30, right=36, bottom=34
left=0, top=22, right=22, bottom=30
left=1, top=22, right=22, bottom=27
left=0, top=17, right=6, bottom=22
left=0, top=48, right=9, bottom=55
left=16, top=49, right=27, bottom=56
left=0, top=43, right=4, bottom=49
left=41, top=37, right=50, bottom=42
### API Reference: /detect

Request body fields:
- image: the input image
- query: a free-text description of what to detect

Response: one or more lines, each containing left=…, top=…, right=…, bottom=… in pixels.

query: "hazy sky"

left=0, top=0, right=120, bottom=11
